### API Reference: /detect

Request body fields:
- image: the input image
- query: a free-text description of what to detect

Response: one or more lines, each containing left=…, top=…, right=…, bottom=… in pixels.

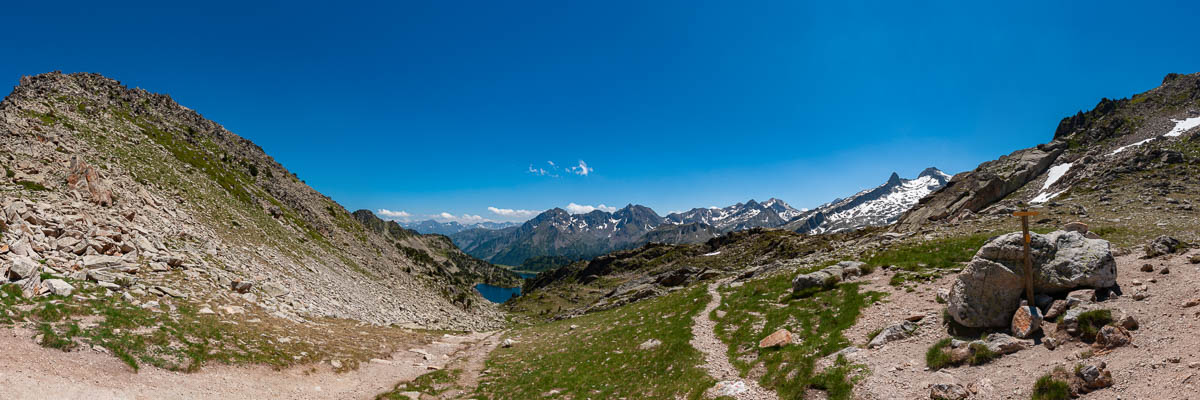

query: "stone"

left=1145, top=235, right=1181, bottom=258
left=8, top=256, right=40, bottom=280
left=1117, top=315, right=1139, bottom=331
left=1063, top=221, right=1088, bottom=234
left=231, top=280, right=253, bottom=293
left=868, top=321, right=918, bottom=349
left=1011, top=303, right=1043, bottom=339
left=947, top=231, right=1116, bottom=328
left=1044, top=299, right=1076, bottom=320
left=638, top=338, right=662, bottom=350
left=1043, top=337, right=1060, bottom=350
left=758, top=329, right=793, bottom=348
left=1184, top=299, right=1200, bottom=308
left=261, top=282, right=288, bottom=298
left=1093, top=325, right=1131, bottom=350
left=984, top=333, right=1030, bottom=355
left=149, top=262, right=170, bottom=272
left=153, top=286, right=187, bottom=299
left=82, top=255, right=122, bottom=269
left=1141, top=263, right=1155, bottom=272
left=792, top=269, right=838, bottom=292
left=928, top=382, right=969, bottom=400
left=42, top=279, right=74, bottom=296
left=66, top=157, right=113, bottom=207
left=1075, top=362, right=1114, bottom=393
left=1160, top=266, right=1170, bottom=274
left=711, top=381, right=748, bottom=397
left=501, top=338, right=515, bottom=348
left=197, top=307, right=215, bottom=315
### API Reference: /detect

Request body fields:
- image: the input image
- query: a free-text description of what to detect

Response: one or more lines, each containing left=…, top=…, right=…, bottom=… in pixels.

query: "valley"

left=2, top=69, right=1200, bottom=400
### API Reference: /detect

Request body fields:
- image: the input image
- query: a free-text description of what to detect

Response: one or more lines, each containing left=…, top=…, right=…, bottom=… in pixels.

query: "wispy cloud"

left=377, top=209, right=412, bottom=221
left=569, top=160, right=593, bottom=176
left=432, top=212, right=490, bottom=224
left=488, top=207, right=540, bottom=219
left=528, top=159, right=592, bottom=178
left=566, top=203, right=616, bottom=214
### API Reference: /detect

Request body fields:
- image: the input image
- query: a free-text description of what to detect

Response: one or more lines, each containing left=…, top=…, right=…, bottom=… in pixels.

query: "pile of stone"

left=1042, top=361, right=1115, bottom=397
left=0, top=197, right=193, bottom=301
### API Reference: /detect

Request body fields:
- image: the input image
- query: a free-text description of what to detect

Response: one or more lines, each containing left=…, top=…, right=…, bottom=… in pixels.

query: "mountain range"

left=400, top=220, right=519, bottom=236
left=451, top=168, right=951, bottom=265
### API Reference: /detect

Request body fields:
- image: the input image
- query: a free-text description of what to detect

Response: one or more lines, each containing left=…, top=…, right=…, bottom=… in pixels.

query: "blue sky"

left=3, top=1, right=1199, bottom=223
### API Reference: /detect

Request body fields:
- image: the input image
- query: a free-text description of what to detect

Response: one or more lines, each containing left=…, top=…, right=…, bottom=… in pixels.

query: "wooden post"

left=1013, top=211, right=1040, bottom=305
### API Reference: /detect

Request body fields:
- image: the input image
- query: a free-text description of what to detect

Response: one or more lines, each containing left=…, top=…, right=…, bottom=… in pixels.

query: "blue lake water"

left=516, top=272, right=537, bottom=279
left=475, top=283, right=521, bottom=303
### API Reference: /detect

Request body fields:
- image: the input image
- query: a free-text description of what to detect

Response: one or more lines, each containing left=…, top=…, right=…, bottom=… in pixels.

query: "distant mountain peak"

left=886, top=172, right=902, bottom=185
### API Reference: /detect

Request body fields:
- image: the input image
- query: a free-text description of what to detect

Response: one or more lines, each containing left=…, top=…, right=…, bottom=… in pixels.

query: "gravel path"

left=690, top=282, right=779, bottom=400
left=0, top=328, right=496, bottom=400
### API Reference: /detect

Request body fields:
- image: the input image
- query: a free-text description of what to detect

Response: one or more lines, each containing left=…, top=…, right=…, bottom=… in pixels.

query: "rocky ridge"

left=0, top=72, right=508, bottom=330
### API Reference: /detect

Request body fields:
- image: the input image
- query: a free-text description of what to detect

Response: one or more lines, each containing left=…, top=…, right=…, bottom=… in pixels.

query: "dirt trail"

left=0, top=327, right=496, bottom=400
left=426, top=330, right=504, bottom=399
left=691, top=282, right=778, bottom=400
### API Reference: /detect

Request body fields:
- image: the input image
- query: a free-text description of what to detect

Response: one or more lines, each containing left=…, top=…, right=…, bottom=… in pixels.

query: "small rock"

left=1184, top=299, right=1200, bottom=308
left=758, top=329, right=793, bottom=348
left=7, top=256, right=39, bottom=280
left=639, top=338, right=662, bottom=350
left=869, top=321, right=918, bottom=349
left=1011, top=303, right=1043, bottom=339
left=1063, top=222, right=1088, bottom=234
left=1093, top=325, right=1132, bottom=350
left=501, top=338, right=515, bottom=348
left=42, top=279, right=74, bottom=296
left=1159, top=266, right=1170, bottom=274
left=929, top=382, right=969, bottom=400
left=1141, top=263, right=1155, bottom=272
left=1145, top=235, right=1181, bottom=258
left=711, top=380, right=748, bottom=397
left=230, top=280, right=253, bottom=294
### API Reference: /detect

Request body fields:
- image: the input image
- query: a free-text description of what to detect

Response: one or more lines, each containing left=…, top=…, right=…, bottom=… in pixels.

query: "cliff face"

left=0, top=72, right=507, bottom=330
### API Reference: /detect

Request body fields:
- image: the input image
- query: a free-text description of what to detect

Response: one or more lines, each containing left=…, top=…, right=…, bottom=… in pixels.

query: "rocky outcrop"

left=896, top=145, right=1063, bottom=230
left=947, top=230, right=1116, bottom=328
left=792, top=261, right=865, bottom=293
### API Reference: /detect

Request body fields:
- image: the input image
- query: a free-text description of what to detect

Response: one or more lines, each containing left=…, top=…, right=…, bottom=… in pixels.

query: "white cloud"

left=432, top=212, right=490, bottom=224
left=377, top=209, right=412, bottom=221
left=569, top=160, right=593, bottom=176
left=487, top=207, right=540, bottom=218
left=566, top=203, right=617, bottom=214
left=527, top=164, right=559, bottom=178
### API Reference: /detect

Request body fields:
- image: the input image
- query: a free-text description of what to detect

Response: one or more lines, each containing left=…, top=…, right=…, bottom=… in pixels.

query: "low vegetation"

left=478, top=286, right=714, bottom=399
left=377, top=369, right=463, bottom=399
left=0, top=281, right=429, bottom=373
left=925, top=337, right=1000, bottom=370
left=1074, top=309, right=1113, bottom=343
left=864, top=233, right=994, bottom=286
left=1031, top=368, right=1072, bottom=400
left=713, top=272, right=885, bottom=399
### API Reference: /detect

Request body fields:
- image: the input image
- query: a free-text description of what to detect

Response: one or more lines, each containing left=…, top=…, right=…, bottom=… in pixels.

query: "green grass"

left=925, top=338, right=954, bottom=370
left=377, top=368, right=463, bottom=399
left=966, top=342, right=998, bottom=365
left=1075, top=309, right=1113, bottom=343
left=3, top=281, right=318, bottom=373
left=17, top=180, right=48, bottom=191
left=478, top=286, right=715, bottom=399
left=1031, top=370, right=1071, bottom=400
left=713, top=272, right=885, bottom=399
left=865, top=233, right=994, bottom=286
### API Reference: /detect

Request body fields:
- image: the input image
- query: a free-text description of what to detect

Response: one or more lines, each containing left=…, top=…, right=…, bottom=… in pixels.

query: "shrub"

left=1031, top=373, right=1071, bottom=400
left=925, top=338, right=954, bottom=370
left=1076, top=309, right=1113, bottom=343
left=967, top=342, right=998, bottom=365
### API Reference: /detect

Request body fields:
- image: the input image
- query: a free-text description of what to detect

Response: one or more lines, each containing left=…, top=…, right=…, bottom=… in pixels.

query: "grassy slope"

left=478, top=286, right=715, bottom=399
left=714, top=275, right=885, bottom=399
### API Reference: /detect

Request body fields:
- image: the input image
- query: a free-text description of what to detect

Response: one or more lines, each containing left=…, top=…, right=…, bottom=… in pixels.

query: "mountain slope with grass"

left=0, top=71, right=509, bottom=331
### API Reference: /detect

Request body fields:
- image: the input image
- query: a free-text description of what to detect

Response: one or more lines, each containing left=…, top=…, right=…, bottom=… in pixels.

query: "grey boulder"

left=947, top=230, right=1116, bottom=328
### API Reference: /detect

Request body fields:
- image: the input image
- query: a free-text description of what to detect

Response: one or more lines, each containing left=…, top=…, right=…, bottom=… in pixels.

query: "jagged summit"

left=785, top=167, right=951, bottom=234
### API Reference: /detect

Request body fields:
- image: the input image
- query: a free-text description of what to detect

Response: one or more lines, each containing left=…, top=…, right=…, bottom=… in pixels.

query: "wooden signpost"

left=1013, top=210, right=1039, bottom=305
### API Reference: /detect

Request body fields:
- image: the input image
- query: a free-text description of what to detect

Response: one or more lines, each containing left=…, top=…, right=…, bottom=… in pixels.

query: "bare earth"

left=0, top=328, right=496, bottom=400
left=691, top=282, right=779, bottom=400
left=848, top=249, right=1200, bottom=400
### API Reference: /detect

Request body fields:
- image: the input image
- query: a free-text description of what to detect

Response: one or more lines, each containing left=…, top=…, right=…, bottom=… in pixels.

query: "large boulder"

left=1144, top=235, right=1181, bottom=258
left=947, top=230, right=1116, bottom=328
